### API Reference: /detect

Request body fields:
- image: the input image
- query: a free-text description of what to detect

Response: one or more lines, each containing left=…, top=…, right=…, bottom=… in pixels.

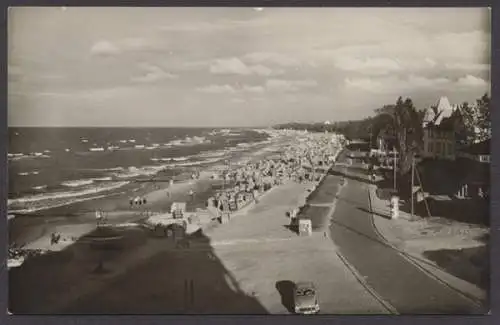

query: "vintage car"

left=294, top=281, right=320, bottom=314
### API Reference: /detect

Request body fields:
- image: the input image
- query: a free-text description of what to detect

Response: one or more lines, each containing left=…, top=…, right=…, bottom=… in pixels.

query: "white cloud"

left=334, top=57, right=401, bottom=75
left=243, top=52, right=301, bottom=67
left=121, top=38, right=155, bottom=51
left=90, top=40, right=121, bottom=56
left=344, top=75, right=452, bottom=94
left=209, top=58, right=276, bottom=76
left=344, top=78, right=385, bottom=93
left=266, top=79, right=318, bottom=92
left=131, top=63, right=178, bottom=83
left=457, top=75, right=488, bottom=87
left=445, top=62, right=490, bottom=71
left=242, top=85, right=265, bottom=93
left=313, top=30, right=489, bottom=75
left=197, top=84, right=236, bottom=94
left=196, top=79, right=316, bottom=95
left=160, top=22, right=226, bottom=32
left=345, top=74, right=489, bottom=95
left=425, top=58, right=437, bottom=67
left=90, top=37, right=167, bottom=57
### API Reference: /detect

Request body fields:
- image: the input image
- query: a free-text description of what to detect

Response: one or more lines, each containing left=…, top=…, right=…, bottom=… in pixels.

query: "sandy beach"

left=9, top=132, right=347, bottom=314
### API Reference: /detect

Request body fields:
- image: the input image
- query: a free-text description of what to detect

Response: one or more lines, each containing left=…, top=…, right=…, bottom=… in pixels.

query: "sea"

left=7, top=127, right=270, bottom=216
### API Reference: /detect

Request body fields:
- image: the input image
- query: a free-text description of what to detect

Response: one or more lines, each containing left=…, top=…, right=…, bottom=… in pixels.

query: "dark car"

left=294, top=281, right=320, bottom=314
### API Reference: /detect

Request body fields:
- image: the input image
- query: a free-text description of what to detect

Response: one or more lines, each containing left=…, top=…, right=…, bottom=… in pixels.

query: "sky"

left=8, top=7, right=491, bottom=127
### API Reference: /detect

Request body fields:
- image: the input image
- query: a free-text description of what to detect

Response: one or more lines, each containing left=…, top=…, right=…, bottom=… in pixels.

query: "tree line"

left=273, top=92, right=491, bottom=177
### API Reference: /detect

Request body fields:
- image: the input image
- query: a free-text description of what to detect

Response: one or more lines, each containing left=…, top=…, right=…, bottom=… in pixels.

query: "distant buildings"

left=421, top=96, right=459, bottom=161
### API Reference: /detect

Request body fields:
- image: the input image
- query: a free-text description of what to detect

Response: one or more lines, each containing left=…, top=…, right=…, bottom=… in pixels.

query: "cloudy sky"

left=8, top=7, right=490, bottom=127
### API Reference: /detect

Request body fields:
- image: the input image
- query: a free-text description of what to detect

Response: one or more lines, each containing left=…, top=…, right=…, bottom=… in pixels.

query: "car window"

left=297, top=288, right=315, bottom=296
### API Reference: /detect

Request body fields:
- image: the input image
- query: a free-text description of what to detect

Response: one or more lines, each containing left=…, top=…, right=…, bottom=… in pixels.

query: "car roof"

left=295, top=281, right=315, bottom=289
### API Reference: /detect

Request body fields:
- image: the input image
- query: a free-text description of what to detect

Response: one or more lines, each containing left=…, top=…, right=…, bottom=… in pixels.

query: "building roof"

left=433, top=96, right=454, bottom=125
left=436, top=96, right=452, bottom=112
left=423, top=96, right=457, bottom=128
left=422, top=107, right=436, bottom=125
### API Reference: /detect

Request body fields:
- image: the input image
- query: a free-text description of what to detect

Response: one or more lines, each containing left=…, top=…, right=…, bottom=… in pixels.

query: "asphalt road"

left=328, top=164, right=484, bottom=314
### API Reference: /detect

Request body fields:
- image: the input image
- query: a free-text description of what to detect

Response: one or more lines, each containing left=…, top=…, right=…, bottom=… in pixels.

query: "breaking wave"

left=8, top=181, right=129, bottom=206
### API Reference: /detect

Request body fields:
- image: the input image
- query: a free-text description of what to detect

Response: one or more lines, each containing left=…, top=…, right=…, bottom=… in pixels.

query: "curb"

left=366, top=187, right=486, bottom=310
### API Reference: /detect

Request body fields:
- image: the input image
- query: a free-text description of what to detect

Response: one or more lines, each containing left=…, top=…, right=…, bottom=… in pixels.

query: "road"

left=328, top=159, right=484, bottom=314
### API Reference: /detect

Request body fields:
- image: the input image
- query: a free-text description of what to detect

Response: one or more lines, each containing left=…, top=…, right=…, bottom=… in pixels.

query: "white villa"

left=421, top=96, right=459, bottom=160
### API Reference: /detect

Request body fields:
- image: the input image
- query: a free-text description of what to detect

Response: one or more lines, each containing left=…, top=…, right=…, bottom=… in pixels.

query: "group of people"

left=129, top=196, right=148, bottom=207
left=206, top=133, right=343, bottom=218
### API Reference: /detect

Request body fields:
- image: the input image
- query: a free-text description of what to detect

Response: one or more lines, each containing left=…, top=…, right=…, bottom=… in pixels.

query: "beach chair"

left=171, top=202, right=187, bottom=218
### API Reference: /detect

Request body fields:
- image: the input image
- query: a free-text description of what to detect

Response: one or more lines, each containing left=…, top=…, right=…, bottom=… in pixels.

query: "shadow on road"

left=283, top=225, right=299, bottom=235
left=275, top=280, right=295, bottom=313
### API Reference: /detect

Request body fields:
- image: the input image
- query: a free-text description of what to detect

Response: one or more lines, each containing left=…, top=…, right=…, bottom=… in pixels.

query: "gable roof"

left=433, top=96, right=454, bottom=125
left=435, top=96, right=452, bottom=112
left=423, top=96, right=457, bottom=127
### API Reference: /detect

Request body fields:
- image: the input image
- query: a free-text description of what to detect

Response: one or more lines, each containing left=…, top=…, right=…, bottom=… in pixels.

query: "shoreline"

left=8, top=132, right=344, bottom=314
left=8, top=135, right=296, bottom=254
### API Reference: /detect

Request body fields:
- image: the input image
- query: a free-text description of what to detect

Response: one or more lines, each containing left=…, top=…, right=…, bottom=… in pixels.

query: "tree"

left=455, top=93, right=491, bottom=145
left=374, top=97, right=423, bottom=177
left=455, top=101, right=476, bottom=146
left=476, top=93, right=491, bottom=142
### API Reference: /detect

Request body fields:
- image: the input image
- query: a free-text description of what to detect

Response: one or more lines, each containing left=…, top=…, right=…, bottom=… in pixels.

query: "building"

left=457, top=139, right=490, bottom=163
left=421, top=96, right=459, bottom=160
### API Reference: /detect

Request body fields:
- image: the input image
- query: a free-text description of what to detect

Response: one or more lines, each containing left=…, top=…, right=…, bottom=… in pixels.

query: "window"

left=428, top=142, right=433, bottom=153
